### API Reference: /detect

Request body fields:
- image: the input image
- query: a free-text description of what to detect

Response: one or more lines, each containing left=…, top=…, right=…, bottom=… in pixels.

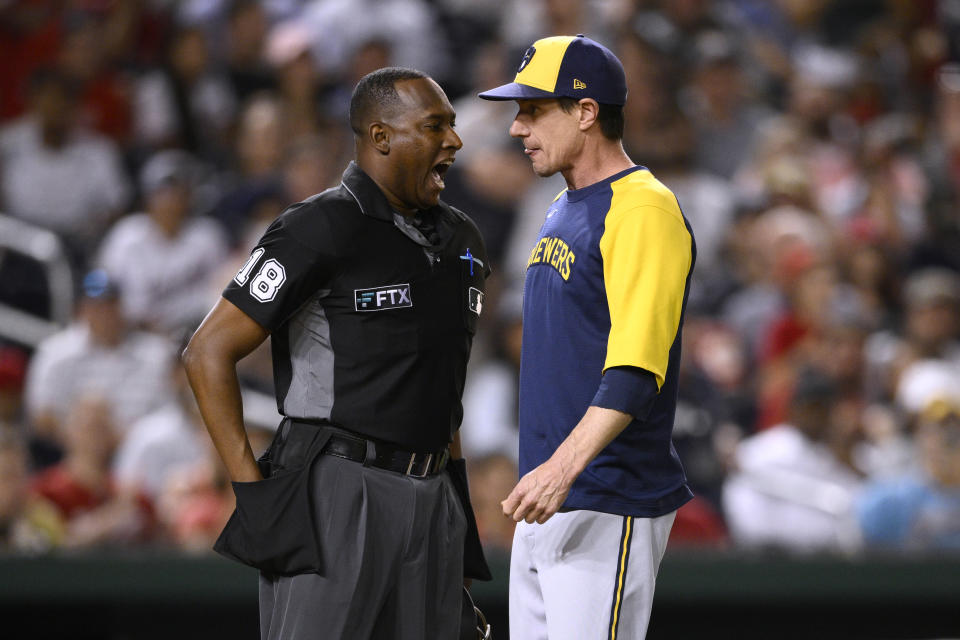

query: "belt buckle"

left=406, top=452, right=434, bottom=477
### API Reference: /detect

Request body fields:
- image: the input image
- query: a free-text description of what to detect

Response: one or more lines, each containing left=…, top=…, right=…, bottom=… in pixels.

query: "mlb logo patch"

left=355, top=284, right=413, bottom=311
left=468, top=287, right=484, bottom=315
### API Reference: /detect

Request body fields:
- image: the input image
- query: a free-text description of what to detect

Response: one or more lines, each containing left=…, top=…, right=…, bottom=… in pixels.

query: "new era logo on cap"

left=478, top=34, right=626, bottom=106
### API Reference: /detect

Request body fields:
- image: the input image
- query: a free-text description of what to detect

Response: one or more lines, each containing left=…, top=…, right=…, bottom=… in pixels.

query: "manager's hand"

left=501, top=451, right=576, bottom=524
left=502, top=406, right=635, bottom=524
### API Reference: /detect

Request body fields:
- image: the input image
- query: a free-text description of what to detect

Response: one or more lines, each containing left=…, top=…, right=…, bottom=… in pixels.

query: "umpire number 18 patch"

left=235, top=248, right=287, bottom=302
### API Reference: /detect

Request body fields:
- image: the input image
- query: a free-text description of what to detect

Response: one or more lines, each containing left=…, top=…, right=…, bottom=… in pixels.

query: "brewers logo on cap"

left=478, top=35, right=627, bottom=106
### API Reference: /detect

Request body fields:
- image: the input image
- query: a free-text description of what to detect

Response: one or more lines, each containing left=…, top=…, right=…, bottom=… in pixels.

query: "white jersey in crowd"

left=0, top=116, right=130, bottom=242
left=723, top=423, right=865, bottom=553
left=25, top=324, right=174, bottom=431
left=97, top=213, right=229, bottom=332
left=113, top=400, right=209, bottom=499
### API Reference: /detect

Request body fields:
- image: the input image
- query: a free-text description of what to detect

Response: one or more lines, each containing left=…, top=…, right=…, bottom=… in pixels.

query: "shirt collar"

left=339, top=161, right=459, bottom=248
left=340, top=161, right=399, bottom=222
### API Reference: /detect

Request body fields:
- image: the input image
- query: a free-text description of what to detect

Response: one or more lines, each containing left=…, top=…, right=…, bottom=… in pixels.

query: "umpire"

left=183, top=67, right=491, bottom=639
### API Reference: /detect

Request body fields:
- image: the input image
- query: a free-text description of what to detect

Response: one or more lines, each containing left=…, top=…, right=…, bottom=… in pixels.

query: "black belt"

left=320, top=431, right=450, bottom=478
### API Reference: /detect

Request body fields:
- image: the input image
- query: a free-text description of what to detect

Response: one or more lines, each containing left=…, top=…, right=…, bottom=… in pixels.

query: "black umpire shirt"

left=223, top=162, right=489, bottom=452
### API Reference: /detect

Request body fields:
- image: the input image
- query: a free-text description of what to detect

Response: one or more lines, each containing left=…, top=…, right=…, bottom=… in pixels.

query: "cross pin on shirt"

left=460, top=248, right=475, bottom=276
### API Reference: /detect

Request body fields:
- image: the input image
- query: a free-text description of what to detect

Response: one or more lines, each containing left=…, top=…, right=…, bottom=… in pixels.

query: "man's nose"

left=445, top=126, right=463, bottom=150
left=509, top=118, right=527, bottom=139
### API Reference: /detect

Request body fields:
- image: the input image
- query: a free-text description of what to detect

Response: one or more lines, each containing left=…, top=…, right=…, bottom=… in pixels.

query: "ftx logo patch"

left=355, top=284, right=412, bottom=311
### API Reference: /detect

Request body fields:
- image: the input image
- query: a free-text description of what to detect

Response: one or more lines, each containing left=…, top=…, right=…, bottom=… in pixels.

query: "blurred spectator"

left=264, top=18, right=327, bottom=139
left=864, top=268, right=960, bottom=403
left=501, top=0, right=613, bottom=52
left=97, top=150, right=229, bottom=334
left=281, top=132, right=347, bottom=204
left=755, top=249, right=839, bottom=429
left=154, top=446, right=234, bottom=552
left=0, top=2, right=63, bottom=121
left=30, top=395, right=151, bottom=549
left=894, top=358, right=960, bottom=419
left=460, top=296, right=523, bottom=462
left=133, top=23, right=235, bottom=159
left=785, top=44, right=863, bottom=225
left=685, top=29, right=774, bottom=180
left=852, top=113, right=929, bottom=248
left=318, top=36, right=394, bottom=127
left=618, top=30, right=686, bottom=174
left=223, top=0, right=276, bottom=103
left=24, top=270, right=174, bottom=448
left=212, top=94, right=286, bottom=244
left=448, top=40, right=517, bottom=162
left=0, top=345, right=28, bottom=426
left=838, top=227, right=900, bottom=331
left=112, top=354, right=208, bottom=503
left=668, top=497, right=729, bottom=549
left=723, top=203, right=833, bottom=365
left=0, top=428, right=62, bottom=552
left=723, top=367, right=865, bottom=553
left=466, top=453, right=517, bottom=553
left=917, top=64, right=960, bottom=273
left=57, top=11, right=133, bottom=143
left=154, top=417, right=274, bottom=552
left=301, top=0, right=449, bottom=80
left=675, top=321, right=754, bottom=509
left=0, top=67, right=131, bottom=263
left=858, top=398, right=960, bottom=550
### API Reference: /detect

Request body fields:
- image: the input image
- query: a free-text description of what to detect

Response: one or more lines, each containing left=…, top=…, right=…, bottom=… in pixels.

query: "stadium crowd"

left=1, top=0, right=960, bottom=558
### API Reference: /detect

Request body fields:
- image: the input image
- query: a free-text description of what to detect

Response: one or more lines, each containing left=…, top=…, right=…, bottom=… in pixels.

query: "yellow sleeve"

left=599, top=203, right=693, bottom=390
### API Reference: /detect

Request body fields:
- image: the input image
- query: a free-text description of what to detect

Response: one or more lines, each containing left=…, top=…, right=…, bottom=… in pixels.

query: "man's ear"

left=370, top=122, right=391, bottom=155
left=577, top=99, right=599, bottom=132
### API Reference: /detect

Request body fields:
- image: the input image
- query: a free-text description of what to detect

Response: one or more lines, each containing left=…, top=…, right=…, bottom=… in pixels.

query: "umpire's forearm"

left=450, top=430, right=463, bottom=459
left=182, top=332, right=261, bottom=483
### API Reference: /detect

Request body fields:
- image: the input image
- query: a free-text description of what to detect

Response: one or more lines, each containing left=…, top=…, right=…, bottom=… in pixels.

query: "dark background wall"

left=5, top=551, right=959, bottom=639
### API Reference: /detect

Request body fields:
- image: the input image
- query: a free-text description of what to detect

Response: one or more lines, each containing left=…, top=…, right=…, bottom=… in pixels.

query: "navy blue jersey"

left=519, top=166, right=695, bottom=517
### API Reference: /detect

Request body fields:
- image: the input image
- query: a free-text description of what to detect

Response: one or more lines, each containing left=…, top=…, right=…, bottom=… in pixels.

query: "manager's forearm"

left=502, top=405, right=635, bottom=523
left=551, top=405, right=633, bottom=477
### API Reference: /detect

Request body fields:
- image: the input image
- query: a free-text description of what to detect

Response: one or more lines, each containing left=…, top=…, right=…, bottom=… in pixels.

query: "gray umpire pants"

left=258, top=436, right=467, bottom=640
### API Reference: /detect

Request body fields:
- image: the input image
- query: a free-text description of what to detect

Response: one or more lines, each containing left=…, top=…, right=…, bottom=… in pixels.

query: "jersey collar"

left=340, top=161, right=459, bottom=249
left=340, top=161, right=398, bottom=222
left=565, top=165, right=647, bottom=203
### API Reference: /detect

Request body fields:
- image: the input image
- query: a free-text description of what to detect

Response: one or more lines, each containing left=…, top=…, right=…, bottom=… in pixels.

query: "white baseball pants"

left=509, top=509, right=676, bottom=640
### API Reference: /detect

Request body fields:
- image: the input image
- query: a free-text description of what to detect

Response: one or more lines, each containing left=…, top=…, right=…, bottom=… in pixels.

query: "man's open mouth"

left=431, top=160, right=453, bottom=189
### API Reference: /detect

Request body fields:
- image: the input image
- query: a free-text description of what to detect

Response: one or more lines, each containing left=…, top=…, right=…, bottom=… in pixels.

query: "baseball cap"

left=896, top=359, right=960, bottom=414
left=81, top=269, right=120, bottom=300
left=904, top=268, right=960, bottom=308
left=478, top=35, right=627, bottom=106
left=140, top=149, right=196, bottom=194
